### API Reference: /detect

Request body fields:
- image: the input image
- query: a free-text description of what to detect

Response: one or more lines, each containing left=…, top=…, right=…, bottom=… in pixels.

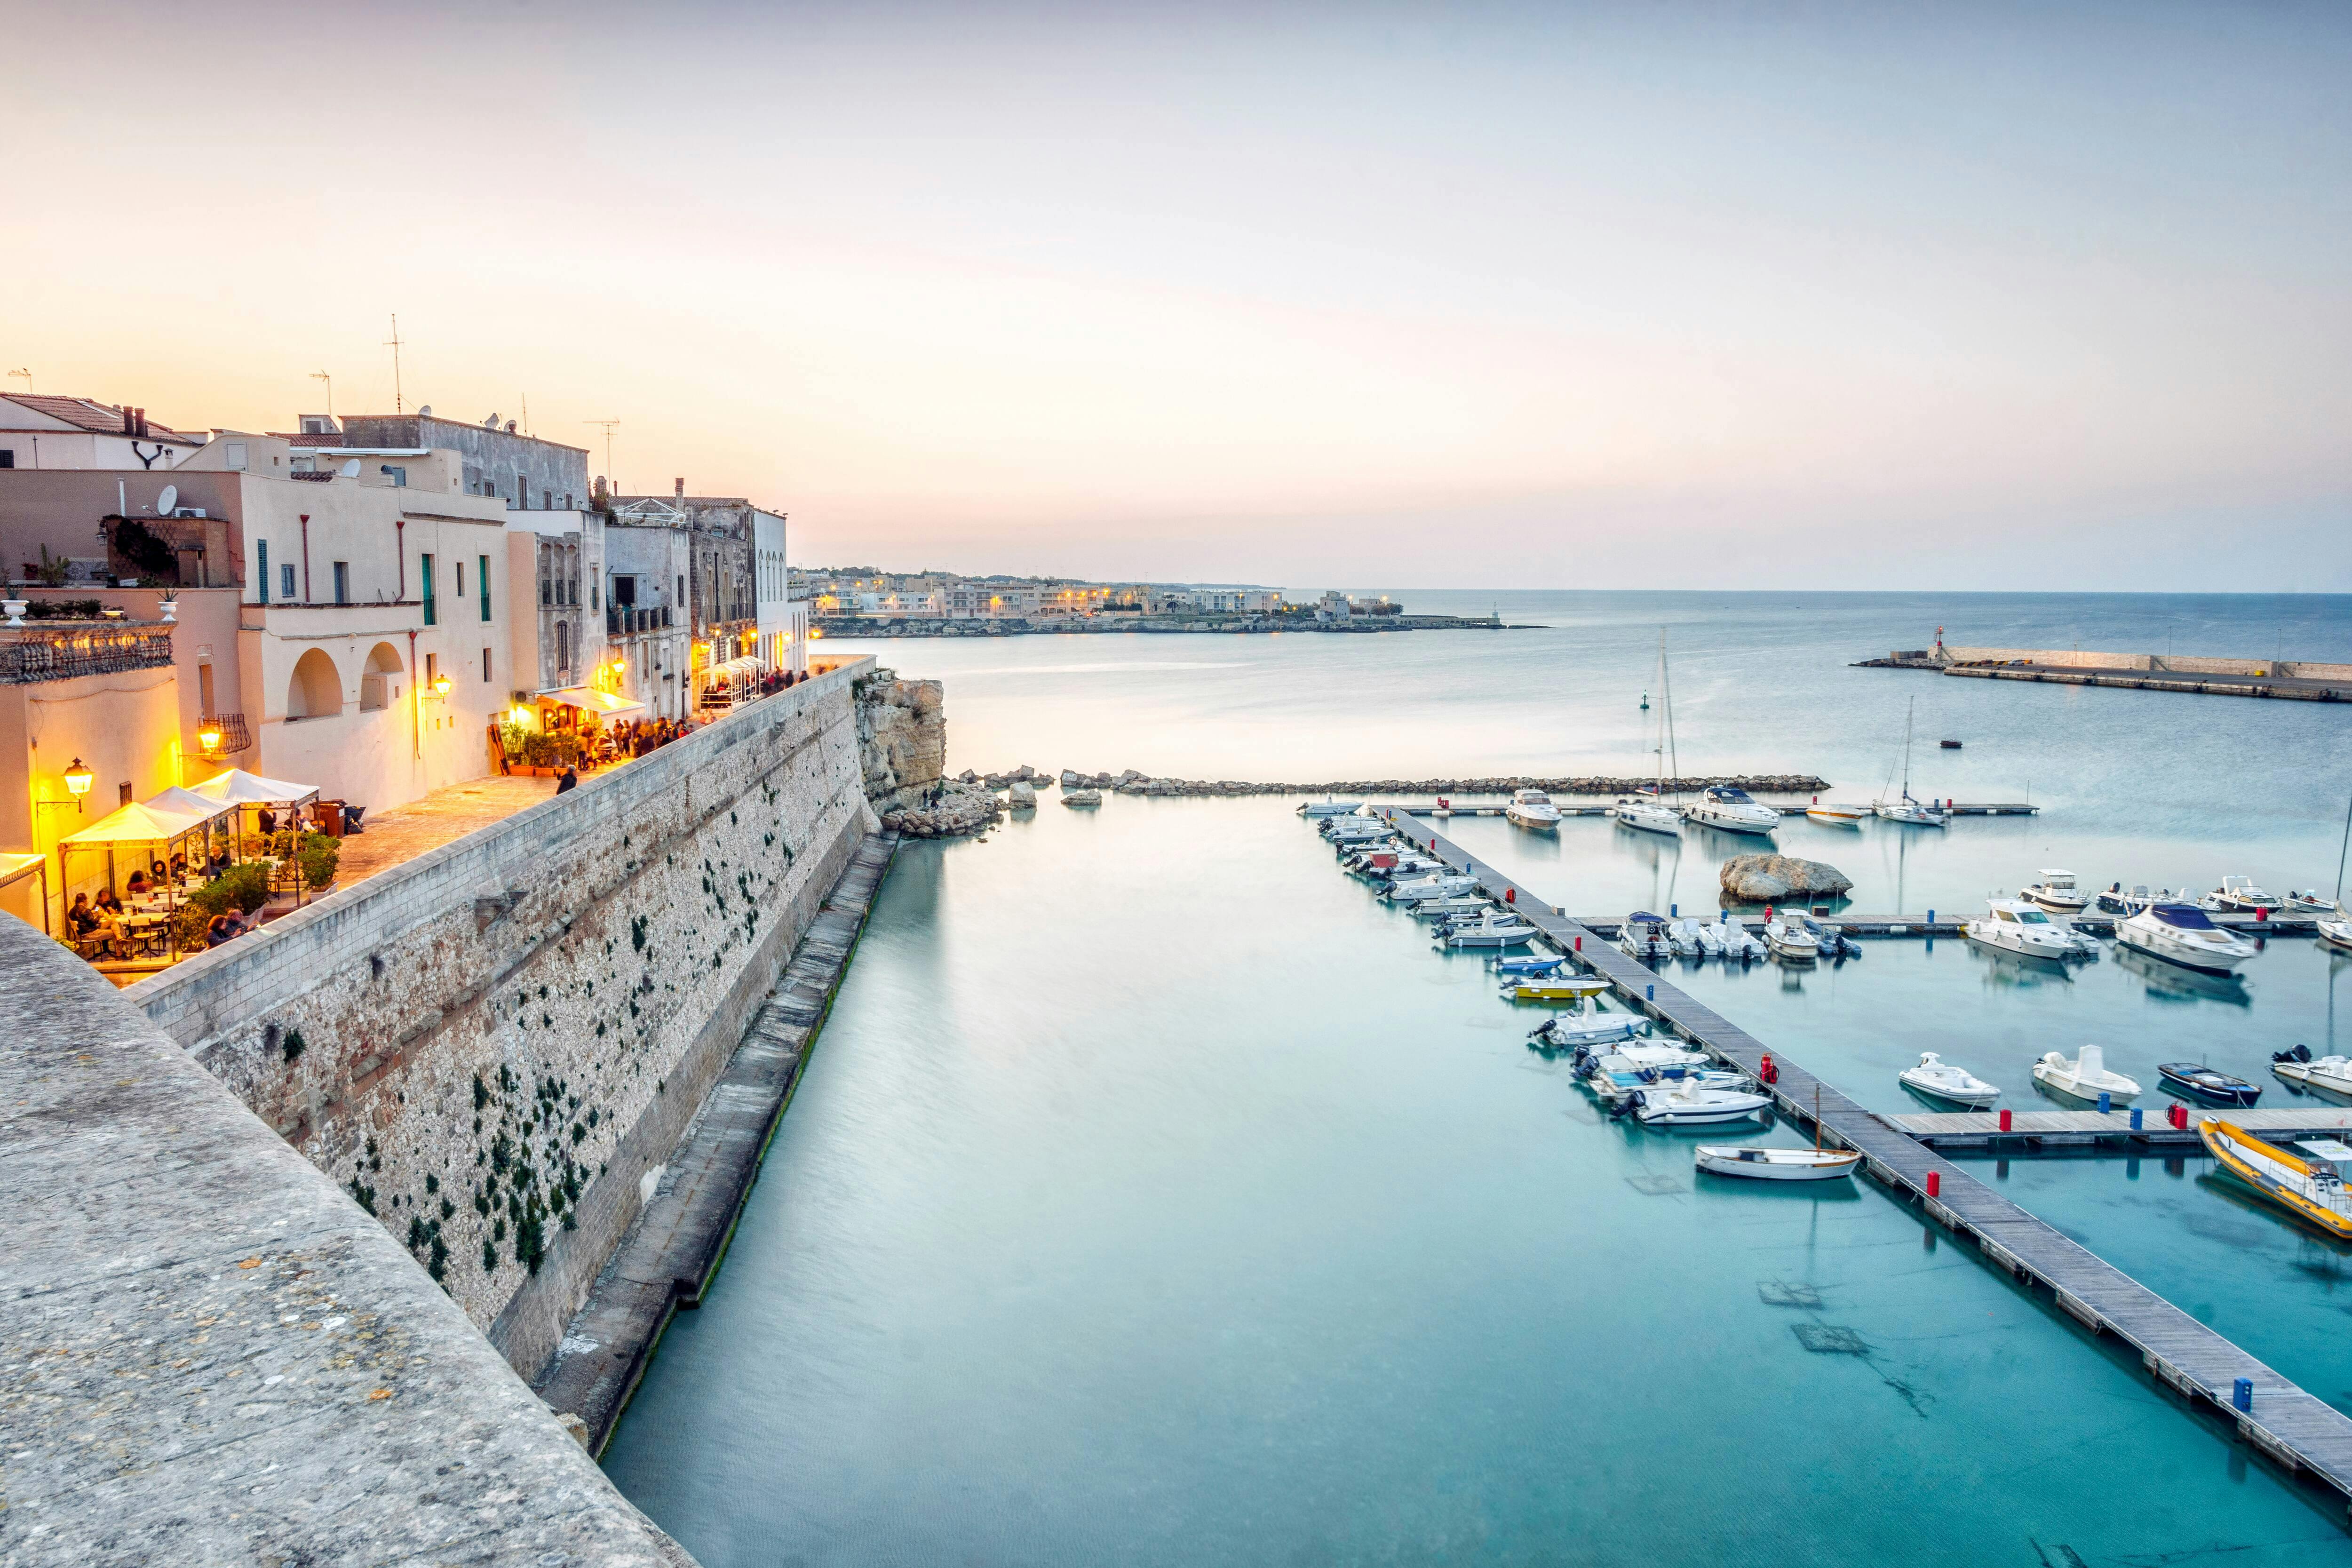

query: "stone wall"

left=0, top=911, right=693, bottom=1566
left=126, top=657, right=876, bottom=1381
left=854, top=669, right=946, bottom=813
left=1941, top=645, right=2352, bottom=680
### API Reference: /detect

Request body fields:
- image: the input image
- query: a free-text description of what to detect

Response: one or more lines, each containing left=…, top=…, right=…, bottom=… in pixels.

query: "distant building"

left=320, top=412, right=589, bottom=512
left=598, top=507, right=693, bottom=724
left=752, top=509, right=807, bottom=676
left=0, top=395, right=205, bottom=472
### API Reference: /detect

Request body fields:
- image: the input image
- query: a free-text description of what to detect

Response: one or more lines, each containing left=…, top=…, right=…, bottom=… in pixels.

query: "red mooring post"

left=1927, top=1170, right=1941, bottom=1199
left=1999, top=1108, right=2012, bottom=1132
left=1505, top=888, right=1515, bottom=904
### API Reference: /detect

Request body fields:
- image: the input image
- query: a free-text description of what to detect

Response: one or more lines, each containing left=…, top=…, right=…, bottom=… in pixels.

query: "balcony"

left=0, top=624, right=175, bottom=685
left=606, top=606, right=674, bottom=635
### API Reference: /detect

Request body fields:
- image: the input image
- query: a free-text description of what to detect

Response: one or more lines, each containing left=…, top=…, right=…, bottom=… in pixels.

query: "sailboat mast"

left=1901, top=698, right=1916, bottom=801
left=2336, top=793, right=2351, bottom=904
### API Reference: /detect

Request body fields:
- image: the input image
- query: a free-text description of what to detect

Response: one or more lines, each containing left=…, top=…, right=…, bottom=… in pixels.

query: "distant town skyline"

left=12, top=1, right=2349, bottom=591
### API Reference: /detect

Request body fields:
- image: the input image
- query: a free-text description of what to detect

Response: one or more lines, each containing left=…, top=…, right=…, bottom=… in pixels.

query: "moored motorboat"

left=1804, top=802, right=1870, bottom=826
left=2020, top=870, right=2089, bottom=912
left=2031, top=1044, right=2141, bottom=1104
left=1439, top=911, right=1537, bottom=949
left=1707, top=919, right=1769, bottom=960
left=1529, top=1013, right=1651, bottom=1052
left=1504, top=977, right=1612, bottom=1003
left=1383, top=873, right=1480, bottom=904
left=2271, top=1045, right=2352, bottom=1095
left=1899, top=1051, right=2000, bottom=1108
left=1966, top=899, right=2077, bottom=961
left=1504, top=789, right=1563, bottom=830
left=1618, top=911, right=1673, bottom=963
left=1694, top=1145, right=1861, bottom=1181
left=2321, top=912, right=2352, bottom=955
left=1764, top=911, right=1820, bottom=961
left=1494, top=954, right=1566, bottom=977
left=2200, top=1119, right=2352, bottom=1239
left=1683, top=786, right=1780, bottom=837
left=1614, top=797, right=1683, bottom=835
left=1684, top=918, right=1724, bottom=957
left=2156, top=1062, right=2261, bottom=1107
left=1622, top=1081, right=1774, bottom=1126
left=1298, top=799, right=1366, bottom=817
left=2285, top=890, right=2339, bottom=915
left=2202, top=876, right=2285, bottom=915
left=2115, top=902, right=2257, bottom=974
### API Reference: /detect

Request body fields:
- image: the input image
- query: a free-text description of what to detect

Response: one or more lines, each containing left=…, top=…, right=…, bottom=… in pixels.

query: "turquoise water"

left=604, top=798, right=2352, bottom=1564
left=607, top=592, right=2352, bottom=1560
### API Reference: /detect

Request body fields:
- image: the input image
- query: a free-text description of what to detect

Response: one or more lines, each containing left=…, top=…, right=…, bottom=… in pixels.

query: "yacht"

left=1873, top=698, right=1948, bottom=826
left=1683, top=786, right=1780, bottom=837
left=2020, top=870, right=2089, bottom=912
left=2199, top=1120, right=2352, bottom=1240
left=2272, top=1046, right=2352, bottom=1096
left=2115, top=902, right=2257, bottom=974
left=2203, top=876, right=2285, bottom=915
left=1618, top=631, right=1686, bottom=836
left=1615, top=796, right=1683, bottom=836
left=1966, top=899, right=2078, bottom=962
left=1899, top=1052, right=2000, bottom=1108
left=1804, top=802, right=1870, bottom=826
left=1504, top=788, right=1563, bottom=830
left=1764, top=912, right=1821, bottom=961
left=2031, top=1044, right=2141, bottom=1104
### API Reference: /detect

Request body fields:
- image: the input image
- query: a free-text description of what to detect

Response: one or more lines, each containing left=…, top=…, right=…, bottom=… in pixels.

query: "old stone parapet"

left=125, top=657, right=879, bottom=1386
left=0, top=915, right=694, bottom=1566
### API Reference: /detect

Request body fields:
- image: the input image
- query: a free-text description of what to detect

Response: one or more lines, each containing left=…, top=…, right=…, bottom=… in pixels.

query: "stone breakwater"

left=818, top=612, right=1512, bottom=637
left=959, top=765, right=1829, bottom=798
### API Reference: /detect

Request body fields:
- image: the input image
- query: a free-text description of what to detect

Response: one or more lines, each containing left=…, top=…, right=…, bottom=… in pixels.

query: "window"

left=455, top=559, right=465, bottom=596
left=421, top=553, right=436, bottom=625
left=591, top=581, right=598, bottom=610
left=543, top=488, right=552, bottom=509
left=478, top=554, right=491, bottom=621
left=613, top=574, right=636, bottom=607
left=282, top=563, right=297, bottom=600
left=225, top=441, right=248, bottom=471
left=0, top=450, right=13, bottom=469
left=540, top=572, right=550, bottom=606
left=332, top=561, right=350, bottom=605
left=482, top=647, right=492, bottom=682
left=557, top=621, right=570, bottom=671
left=515, top=473, right=526, bottom=508
left=677, top=573, right=684, bottom=602
left=198, top=663, right=215, bottom=712
left=257, top=540, right=270, bottom=604
left=382, top=465, right=407, bottom=488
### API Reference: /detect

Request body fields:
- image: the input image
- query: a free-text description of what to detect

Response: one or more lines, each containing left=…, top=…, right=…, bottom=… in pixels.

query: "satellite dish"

left=339, top=459, right=363, bottom=478
left=155, top=485, right=178, bottom=514
left=417, top=404, right=432, bottom=417
left=484, top=412, right=500, bottom=428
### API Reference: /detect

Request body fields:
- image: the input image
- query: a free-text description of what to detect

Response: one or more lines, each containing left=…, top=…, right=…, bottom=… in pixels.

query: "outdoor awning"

left=60, top=799, right=210, bottom=847
left=144, top=786, right=238, bottom=827
left=540, top=686, right=648, bottom=719
left=0, top=852, right=43, bottom=890
left=190, top=768, right=320, bottom=807
left=702, top=656, right=762, bottom=682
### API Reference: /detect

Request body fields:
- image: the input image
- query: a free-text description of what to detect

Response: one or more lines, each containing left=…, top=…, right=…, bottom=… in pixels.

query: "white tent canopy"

left=59, top=799, right=210, bottom=847
left=540, top=687, right=647, bottom=720
left=144, top=786, right=238, bottom=827
left=190, top=768, right=321, bottom=807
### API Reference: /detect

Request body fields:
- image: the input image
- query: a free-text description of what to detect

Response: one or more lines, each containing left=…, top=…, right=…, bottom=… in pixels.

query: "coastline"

left=816, top=613, right=1519, bottom=637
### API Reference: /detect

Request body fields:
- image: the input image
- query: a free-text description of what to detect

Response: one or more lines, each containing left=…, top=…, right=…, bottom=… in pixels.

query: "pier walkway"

left=1378, top=808, right=2352, bottom=1512
left=1891, top=1107, right=2352, bottom=1149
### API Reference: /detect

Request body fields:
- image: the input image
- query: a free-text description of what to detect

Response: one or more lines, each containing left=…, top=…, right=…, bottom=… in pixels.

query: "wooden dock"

left=1560, top=913, right=2317, bottom=938
left=1889, top=1107, right=2352, bottom=1149
left=1387, top=802, right=2041, bottom=819
left=1377, top=808, right=2352, bottom=1512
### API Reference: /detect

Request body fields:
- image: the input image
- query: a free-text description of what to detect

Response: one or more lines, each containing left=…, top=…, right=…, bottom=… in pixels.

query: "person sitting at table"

left=204, top=846, right=230, bottom=878
left=257, top=806, right=277, bottom=836
left=126, top=868, right=153, bottom=898
left=168, top=852, right=189, bottom=880
left=149, top=858, right=169, bottom=883
left=205, top=907, right=245, bottom=947
left=92, top=891, right=131, bottom=958
left=66, top=893, right=100, bottom=944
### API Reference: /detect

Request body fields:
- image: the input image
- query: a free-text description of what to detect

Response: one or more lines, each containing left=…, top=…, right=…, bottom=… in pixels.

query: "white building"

left=752, top=509, right=807, bottom=675
left=0, top=394, right=205, bottom=472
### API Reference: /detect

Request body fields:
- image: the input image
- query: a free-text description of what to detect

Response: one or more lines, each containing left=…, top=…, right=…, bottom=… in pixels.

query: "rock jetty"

left=882, top=779, right=1003, bottom=839
left=957, top=769, right=1827, bottom=798
left=1719, top=854, right=1854, bottom=902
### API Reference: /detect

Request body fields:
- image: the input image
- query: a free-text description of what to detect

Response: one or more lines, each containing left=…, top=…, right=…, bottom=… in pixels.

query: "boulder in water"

left=1720, top=853, right=1852, bottom=903
left=1008, top=781, right=1038, bottom=809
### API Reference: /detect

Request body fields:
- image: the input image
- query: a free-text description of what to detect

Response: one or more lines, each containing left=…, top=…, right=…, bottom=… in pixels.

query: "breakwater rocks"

left=957, top=766, right=1829, bottom=798
left=1720, top=853, right=1853, bottom=902
left=882, top=778, right=1004, bottom=838
left=818, top=613, right=1513, bottom=637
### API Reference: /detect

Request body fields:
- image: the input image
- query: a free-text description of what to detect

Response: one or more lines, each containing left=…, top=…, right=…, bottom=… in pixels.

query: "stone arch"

left=286, top=647, right=343, bottom=720
left=358, top=641, right=404, bottom=712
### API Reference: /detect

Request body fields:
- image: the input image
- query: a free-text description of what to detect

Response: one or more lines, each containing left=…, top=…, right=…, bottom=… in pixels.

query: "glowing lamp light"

left=508, top=705, right=533, bottom=728
left=609, top=657, right=626, bottom=674
left=199, top=726, right=224, bottom=753
left=63, top=758, right=94, bottom=796
left=432, top=674, right=453, bottom=697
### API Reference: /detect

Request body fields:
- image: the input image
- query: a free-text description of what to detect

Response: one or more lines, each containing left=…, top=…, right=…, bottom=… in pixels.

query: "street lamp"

left=63, top=758, right=93, bottom=812
left=432, top=673, right=452, bottom=697
left=198, top=724, right=223, bottom=754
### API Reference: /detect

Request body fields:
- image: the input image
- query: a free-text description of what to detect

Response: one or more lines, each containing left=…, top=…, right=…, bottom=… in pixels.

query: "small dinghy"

left=1439, top=912, right=1537, bottom=949
left=2031, top=1044, right=2141, bottom=1104
left=1899, top=1052, right=2000, bottom=1108
left=2271, top=1045, right=2352, bottom=1096
left=1504, top=977, right=1611, bottom=1003
left=1694, top=1145, right=1861, bottom=1181
left=1495, top=954, right=1566, bottom=977
left=1298, top=799, right=1367, bottom=817
left=1528, top=1013, right=1649, bottom=1051
left=1621, top=1080, right=1774, bottom=1127
left=2156, top=1062, right=2261, bottom=1107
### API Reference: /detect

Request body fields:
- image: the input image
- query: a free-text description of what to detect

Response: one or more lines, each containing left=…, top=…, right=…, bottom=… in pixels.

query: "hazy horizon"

left=10, top=1, right=2349, bottom=590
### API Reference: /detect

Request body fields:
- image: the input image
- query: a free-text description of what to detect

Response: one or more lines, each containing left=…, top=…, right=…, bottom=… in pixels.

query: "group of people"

left=66, top=849, right=251, bottom=961
left=614, top=716, right=698, bottom=758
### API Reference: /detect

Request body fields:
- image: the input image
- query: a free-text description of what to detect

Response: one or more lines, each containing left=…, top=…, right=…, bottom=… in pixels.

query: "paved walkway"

left=333, top=761, right=644, bottom=890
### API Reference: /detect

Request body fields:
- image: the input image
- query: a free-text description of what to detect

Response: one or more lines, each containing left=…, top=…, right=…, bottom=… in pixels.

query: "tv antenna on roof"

left=310, top=370, right=333, bottom=419
left=5, top=368, right=29, bottom=395
left=585, top=419, right=619, bottom=488
left=383, top=313, right=405, bottom=414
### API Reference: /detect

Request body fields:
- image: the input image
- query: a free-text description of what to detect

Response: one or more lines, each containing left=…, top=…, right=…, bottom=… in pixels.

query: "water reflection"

left=1966, top=943, right=2074, bottom=990
left=2113, top=944, right=2254, bottom=1007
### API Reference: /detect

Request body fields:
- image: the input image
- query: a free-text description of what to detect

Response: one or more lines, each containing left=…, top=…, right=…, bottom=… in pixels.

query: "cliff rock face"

left=855, top=672, right=945, bottom=814
left=1719, top=854, right=1854, bottom=903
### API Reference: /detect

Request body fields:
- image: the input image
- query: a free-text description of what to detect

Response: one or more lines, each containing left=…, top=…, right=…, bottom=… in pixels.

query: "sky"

left=6, top=1, right=2350, bottom=590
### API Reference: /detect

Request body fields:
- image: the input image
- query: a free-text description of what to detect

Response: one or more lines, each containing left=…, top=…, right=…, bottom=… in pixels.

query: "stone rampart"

left=1941, top=645, right=2352, bottom=680
left=125, top=657, right=876, bottom=1383
left=0, top=912, right=693, bottom=1566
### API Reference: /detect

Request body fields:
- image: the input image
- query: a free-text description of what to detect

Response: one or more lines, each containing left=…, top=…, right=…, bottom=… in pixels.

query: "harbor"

left=1859, top=638, right=2352, bottom=703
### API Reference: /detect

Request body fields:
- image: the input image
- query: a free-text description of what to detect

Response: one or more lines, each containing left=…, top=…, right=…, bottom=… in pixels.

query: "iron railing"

left=0, top=626, right=175, bottom=685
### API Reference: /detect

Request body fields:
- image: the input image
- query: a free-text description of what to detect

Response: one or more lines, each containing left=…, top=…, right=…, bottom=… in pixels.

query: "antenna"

left=519, top=393, right=530, bottom=437
left=384, top=313, right=405, bottom=414
left=5, top=367, right=29, bottom=396
left=585, top=419, right=620, bottom=488
left=310, top=370, right=333, bottom=419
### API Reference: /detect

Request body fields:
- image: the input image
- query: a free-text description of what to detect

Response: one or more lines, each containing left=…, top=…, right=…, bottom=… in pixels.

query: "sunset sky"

left=8, top=2, right=2349, bottom=589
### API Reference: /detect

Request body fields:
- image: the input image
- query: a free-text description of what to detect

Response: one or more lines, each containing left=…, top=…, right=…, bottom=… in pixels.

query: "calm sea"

left=606, top=592, right=2352, bottom=1565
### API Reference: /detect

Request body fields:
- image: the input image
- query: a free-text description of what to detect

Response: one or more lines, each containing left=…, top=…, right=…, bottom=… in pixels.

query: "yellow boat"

left=2199, top=1118, right=2352, bottom=1239
left=1505, top=977, right=1611, bottom=1003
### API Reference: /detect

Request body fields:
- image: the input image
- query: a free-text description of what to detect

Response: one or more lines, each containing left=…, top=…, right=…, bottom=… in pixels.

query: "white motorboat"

left=2304, top=794, right=2351, bottom=948
left=1440, top=911, right=1537, bottom=949
left=1528, top=1013, right=1652, bottom=1050
left=1804, top=803, right=1870, bottom=827
left=1694, top=1144, right=1862, bottom=1181
left=1966, top=899, right=2078, bottom=962
left=1409, top=896, right=1493, bottom=921
left=1684, top=918, right=1724, bottom=957
left=2020, top=870, right=2089, bottom=912
left=2203, top=876, right=2285, bottom=915
left=1899, top=1051, right=2000, bottom=1108
left=1683, top=786, right=1780, bottom=837
left=2115, top=902, right=2257, bottom=975
left=1324, top=818, right=1394, bottom=842
left=1764, top=912, right=1821, bottom=961
left=1618, top=912, right=1673, bottom=963
left=1504, top=789, right=1563, bottom=830
left=2321, top=912, right=2352, bottom=955
left=1614, top=797, right=1683, bottom=836
left=2273, top=1047, right=2352, bottom=1095
left=1625, top=1081, right=1774, bottom=1127
left=1666, top=918, right=1708, bottom=956
left=1874, top=698, right=1949, bottom=826
left=1383, top=873, right=1480, bottom=904
left=1706, top=919, right=1769, bottom=960
left=2286, top=890, right=2340, bottom=915
left=2031, top=1044, right=2141, bottom=1104
left=1298, top=799, right=1366, bottom=818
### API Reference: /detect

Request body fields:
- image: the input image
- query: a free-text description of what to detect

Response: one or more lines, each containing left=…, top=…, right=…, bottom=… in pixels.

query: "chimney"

left=673, top=477, right=684, bottom=499
left=122, top=406, right=135, bottom=436
left=135, top=408, right=148, bottom=438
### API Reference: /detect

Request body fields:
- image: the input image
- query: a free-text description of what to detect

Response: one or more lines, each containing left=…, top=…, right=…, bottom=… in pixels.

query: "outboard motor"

left=2276, top=1043, right=2315, bottom=1065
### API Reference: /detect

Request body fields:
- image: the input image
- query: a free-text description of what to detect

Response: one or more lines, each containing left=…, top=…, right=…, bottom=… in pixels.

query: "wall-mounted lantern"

left=63, top=758, right=94, bottom=811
